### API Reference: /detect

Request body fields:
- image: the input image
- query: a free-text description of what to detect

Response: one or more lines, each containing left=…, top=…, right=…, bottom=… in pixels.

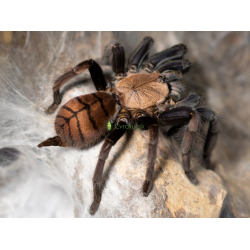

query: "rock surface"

left=72, top=127, right=227, bottom=218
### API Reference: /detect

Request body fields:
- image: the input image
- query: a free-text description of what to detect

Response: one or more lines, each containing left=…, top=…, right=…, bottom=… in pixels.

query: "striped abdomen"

left=55, top=92, right=117, bottom=148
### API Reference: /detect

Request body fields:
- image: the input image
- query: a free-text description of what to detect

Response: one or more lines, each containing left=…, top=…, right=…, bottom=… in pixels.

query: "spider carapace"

left=38, top=37, right=219, bottom=215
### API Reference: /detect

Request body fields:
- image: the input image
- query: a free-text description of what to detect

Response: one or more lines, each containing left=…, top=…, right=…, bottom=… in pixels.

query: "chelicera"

left=38, top=37, right=219, bottom=215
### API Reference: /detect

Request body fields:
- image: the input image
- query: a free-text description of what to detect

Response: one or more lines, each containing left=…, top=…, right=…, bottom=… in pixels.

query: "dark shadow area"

left=219, top=195, right=235, bottom=218
left=0, top=147, right=20, bottom=167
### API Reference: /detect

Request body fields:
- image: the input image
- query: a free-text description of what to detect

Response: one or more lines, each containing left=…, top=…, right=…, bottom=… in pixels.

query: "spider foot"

left=46, top=103, right=58, bottom=114
left=89, top=201, right=100, bottom=216
left=142, top=180, right=153, bottom=197
left=185, top=170, right=198, bottom=185
left=89, top=183, right=102, bottom=215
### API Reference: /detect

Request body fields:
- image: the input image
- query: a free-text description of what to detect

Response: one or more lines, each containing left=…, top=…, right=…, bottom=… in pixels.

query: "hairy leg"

left=47, top=59, right=107, bottom=114
left=105, top=41, right=125, bottom=77
left=143, top=125, right=159, bottom=196
left=90, top=122, right=127, bottom=215
left=158, top=106, right=199, bottom=185
left=176, top=93, right=201, bottom=108
left=156, top=60, right=191, bottom=73
left=167, top=81, right=184, bottom=103
left=128, top=36, right=154, bottom=72
left=90, top=139, right=112, bottom=215
left=197, top=108, right=220, bottom=170
left=181, top=111, right=200, bottom=184
left=144, top=44, right=187, bottom=72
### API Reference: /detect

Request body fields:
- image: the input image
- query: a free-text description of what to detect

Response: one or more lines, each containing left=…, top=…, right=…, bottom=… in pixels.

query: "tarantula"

left=38, top=37, right=219, bottom=215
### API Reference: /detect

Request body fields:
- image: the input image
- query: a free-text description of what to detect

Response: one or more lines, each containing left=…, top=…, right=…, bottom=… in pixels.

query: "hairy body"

left=38, top=37, right=219, bottom=215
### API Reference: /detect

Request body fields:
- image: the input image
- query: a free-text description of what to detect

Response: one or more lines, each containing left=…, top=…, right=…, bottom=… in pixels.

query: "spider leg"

left=133, top=113, right=159, bottom=196
left=164, top=93, right=202, bottom=135
left=197, top=108, right=220, bottom=170
left=158, top=107, right=199, bottom=185
left=168, top=81, right=184, bottom=103
left=105, top=41, right=125, bottom=77
left=128, top=36, right=154, bottom=72
left=90, top=122, right=127, bottom=215
left=156, top=60, right=191, bottom=73
left=136, top=111, right=158, bottom=128
left=47, top=59, right=107, bottom=114
left=144, top=44, right=187, bottom=72
left=176, top=93, right=201, bottom=108
left=37, top=136, right=66, bottom=147
left=143, top=125, right=159, bottom=196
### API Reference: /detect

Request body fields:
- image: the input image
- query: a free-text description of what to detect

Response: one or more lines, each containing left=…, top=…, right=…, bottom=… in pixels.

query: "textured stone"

left=82, top=128, right=227, bottom=218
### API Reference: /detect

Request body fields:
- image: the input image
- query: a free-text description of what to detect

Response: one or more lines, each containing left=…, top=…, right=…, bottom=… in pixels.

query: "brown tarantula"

left=38, top=37, right=219, bottom=215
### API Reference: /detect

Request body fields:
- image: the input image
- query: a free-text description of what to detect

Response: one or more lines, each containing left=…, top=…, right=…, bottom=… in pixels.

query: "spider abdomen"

left=116, top=73, right=169, bottom=109
left=55, top=92, right=117, bottom=148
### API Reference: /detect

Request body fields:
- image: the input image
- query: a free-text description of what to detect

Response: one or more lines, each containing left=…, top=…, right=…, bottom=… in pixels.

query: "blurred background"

left=0, top=31, right=249, bottom=217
